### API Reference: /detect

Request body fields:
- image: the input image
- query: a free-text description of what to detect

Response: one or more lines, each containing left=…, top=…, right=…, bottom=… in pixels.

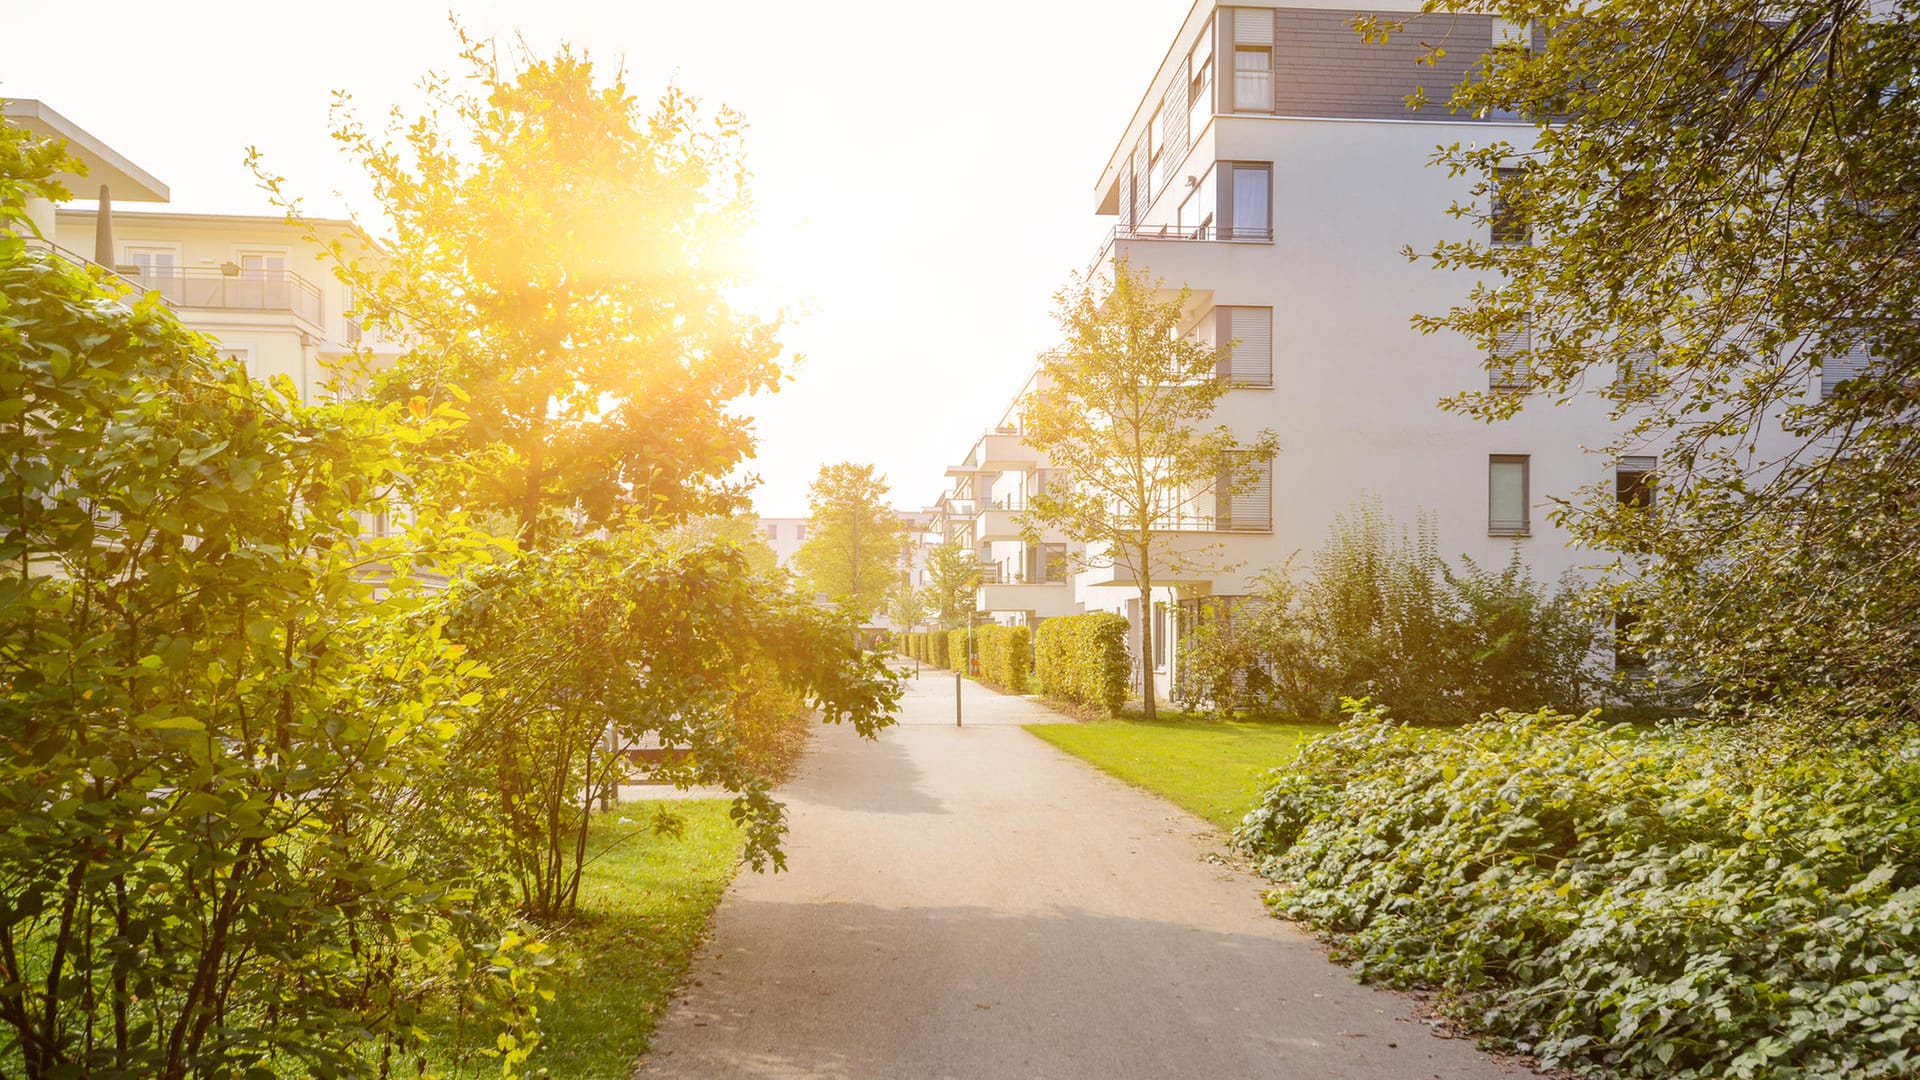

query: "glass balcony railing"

left=125, top=266, right=323, bottom=327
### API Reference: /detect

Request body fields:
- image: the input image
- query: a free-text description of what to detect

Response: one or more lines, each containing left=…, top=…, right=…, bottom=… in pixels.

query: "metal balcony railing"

left=18, top=238, right=159, bottom=306
left=125, top=266, right=323, bottom=327
left=1149, top=513, right=1273, bottom=532
left=1088, top=221, right=1275, bottom=275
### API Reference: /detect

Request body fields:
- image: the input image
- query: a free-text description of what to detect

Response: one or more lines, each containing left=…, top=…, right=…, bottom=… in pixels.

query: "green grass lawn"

left=511, top=800, right=743, bottom=1079
left=1025, top=717, right=1328, bottom=832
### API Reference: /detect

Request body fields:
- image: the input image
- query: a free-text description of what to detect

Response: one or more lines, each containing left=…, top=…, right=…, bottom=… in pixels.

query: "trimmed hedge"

left=929, top=629, right=951, bottom=669
left=1035, top=612, right=1129, bottom=715
left=1234, top=703, right=1920, bottom=1079
left=974, top=625, right=1032, bottom=694
left=947, top=628, right=968, bottom=674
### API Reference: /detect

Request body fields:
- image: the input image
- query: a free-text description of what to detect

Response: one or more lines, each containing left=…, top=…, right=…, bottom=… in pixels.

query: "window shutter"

left=1821, top=344, right=1874, bottom=399
left=1491, top=317, right=1531, bottom=389
left=1228, top=307, right=1273, bottom=385
left=1234, top=8, right=1270, bottom=44
left=1228, top=457, right=1272, bottom=531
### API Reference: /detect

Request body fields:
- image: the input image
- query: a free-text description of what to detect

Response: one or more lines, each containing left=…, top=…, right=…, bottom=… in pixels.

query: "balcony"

left=126, top=266, right=323, bottom=328
left=21, top=239, right=157, bottom=308
left=977, top=580, right=1079, bottom=619
left=1087, top=222, right=1275, bottom=293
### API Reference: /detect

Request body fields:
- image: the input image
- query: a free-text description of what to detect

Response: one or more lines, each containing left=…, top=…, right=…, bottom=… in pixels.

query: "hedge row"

left=1034, top=612, right=1129, bottom=714
left=898, top=630, right=953, bottom=669
left=1234, top=704, right=1920, bottom=1079
left=974, top=625, right=1032, bottom=694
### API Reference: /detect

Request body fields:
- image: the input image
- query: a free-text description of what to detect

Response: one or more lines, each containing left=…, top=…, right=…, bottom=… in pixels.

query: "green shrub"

left=1233, top=703, right=1920, bottom=1079
left=1179, top=501, right=1601, bottom=722
left=930, top=629, right=951, bottom=669
left=975, top=624, right=1032, bottom=693
left=948, top=628, right=969, bottom=674
left=1035, top=613, right=1130, bottom=714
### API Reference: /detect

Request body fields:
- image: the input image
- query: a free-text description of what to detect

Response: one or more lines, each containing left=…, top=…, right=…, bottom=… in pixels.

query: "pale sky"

left=5, top=0, right=1185, bottom=517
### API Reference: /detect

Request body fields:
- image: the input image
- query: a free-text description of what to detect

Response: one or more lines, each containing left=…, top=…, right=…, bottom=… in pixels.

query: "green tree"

left=885, top=576, right=929, bottom=636
left=673, top=512, right=781, bottom=576
left=430, top=530, right=898, bottom=921
left=1022, top=260, right=1277, bottom=718
left=793, top=463, right=906, bottom=620
left=0, top=133, right=536, bottom=1074
left=259, top=29, right=785, bottom=546
left=1380, top=1, right=1920, bottom=739
left=921, top=538, right=983, bottom=630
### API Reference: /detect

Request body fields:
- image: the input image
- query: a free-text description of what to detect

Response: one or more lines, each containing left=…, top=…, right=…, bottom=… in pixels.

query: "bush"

left=1233, top=703, right=1920, bottom=1079
left=0, top=235, right=540, bottom=1073
left=975, top=624, right=1033, bottom=693
left=436, top=533, right=901, bottom=919
left=948, top=628, right=969, bottom=674
left=930, top=628, right=951, bottom=669
left=1179, top=501, right=1601, bottom=722
left=1035, top=613, right=1130, bottom=714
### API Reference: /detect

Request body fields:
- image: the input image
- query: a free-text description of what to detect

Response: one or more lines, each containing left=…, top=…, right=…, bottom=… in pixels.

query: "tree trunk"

left=1137, top=577, right=1157, bottom=720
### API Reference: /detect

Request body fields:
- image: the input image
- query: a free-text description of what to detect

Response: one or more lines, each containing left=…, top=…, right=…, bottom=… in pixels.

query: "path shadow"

left=784, top=723, right=948, bottom=817
left=638, top=901, right=1533, bottom=1080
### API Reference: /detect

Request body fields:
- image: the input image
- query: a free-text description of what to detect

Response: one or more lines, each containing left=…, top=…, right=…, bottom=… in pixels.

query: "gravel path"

left=638, top=667, right=1531, bottom=1079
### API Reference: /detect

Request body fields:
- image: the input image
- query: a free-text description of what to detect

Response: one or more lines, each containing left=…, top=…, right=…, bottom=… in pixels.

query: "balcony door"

left=236, top=250, right=289, bottom=311
left=123, top=246, right=181, bottom=303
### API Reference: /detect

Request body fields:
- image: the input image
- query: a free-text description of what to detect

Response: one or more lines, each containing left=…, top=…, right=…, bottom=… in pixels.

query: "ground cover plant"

left=1026, top=717, right=1321, bottom=831
left=1233, top=703, right=1920, bottom=1079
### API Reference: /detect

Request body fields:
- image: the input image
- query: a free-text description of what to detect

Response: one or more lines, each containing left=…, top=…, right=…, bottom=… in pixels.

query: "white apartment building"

left=758, top=517, right=811, bottom=568
left=9, top=99, right=399, bottom=401
left=930, top=2, right=1807, bottom=700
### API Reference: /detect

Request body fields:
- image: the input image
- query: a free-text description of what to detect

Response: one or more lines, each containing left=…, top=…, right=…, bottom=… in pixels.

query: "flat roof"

left=4, top=99, right=169, bottom=203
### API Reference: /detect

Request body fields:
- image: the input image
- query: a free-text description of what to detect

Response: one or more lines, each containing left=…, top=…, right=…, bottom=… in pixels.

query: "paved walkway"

left=639, top=666, right=1531, bottom=1079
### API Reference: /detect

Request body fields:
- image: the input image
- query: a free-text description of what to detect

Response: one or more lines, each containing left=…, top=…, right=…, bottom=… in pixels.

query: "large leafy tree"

left=262, top=29, right=785, bottom=546
left=1385, top=1, right=1920, bottom=737
left=793, top=462, right=906, bottom=620
left=1, top=125, right=533, bottom=1075
left=1022, top=261, right=1277, bottom=718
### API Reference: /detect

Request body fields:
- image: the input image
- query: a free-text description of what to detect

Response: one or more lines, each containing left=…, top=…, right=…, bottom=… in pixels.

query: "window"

left=1153, top=602, right=1169, bottom=669
left=795, top=524, right=807, bottom=541
left=1491, top=167, right=1530, bottom=246
left=766, top=523, right=779, bottom=541
left=1614, top=609, right=1647, bottom=672
left=1187, top=20, right=1214, bottom=135
left=1233, top=47, right=1272, bottom=111
left=1226, top=163, right=1270, bottom=240
left=1232, top=9, right=1272, bottom=112
left=1616, top=455, right=1657, bottom=508
left=1488, top=454, right=1530, bottom=535
left=1220, top=306, right=1273, bottom=385
left=1490, top=19, right=1532, bottom=121
left=123, top=244, right=177, bottom=282
left=1491, top=315, right=1531, bottom=390
left=1821, top=344, right=1876, bottom=399
left=1148, top=107, right=1163, bottom=175
left=1215, top=453, right=1273, bottom=531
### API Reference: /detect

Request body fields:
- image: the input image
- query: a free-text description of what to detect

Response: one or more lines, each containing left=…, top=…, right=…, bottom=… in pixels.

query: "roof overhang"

left=4, top=99, right=169, bottom=203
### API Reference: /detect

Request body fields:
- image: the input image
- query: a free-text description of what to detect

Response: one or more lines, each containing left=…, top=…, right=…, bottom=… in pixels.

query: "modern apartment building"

left=9, top=99, right=398, bottom=397
left=928, top=2, right=1802, bottom=700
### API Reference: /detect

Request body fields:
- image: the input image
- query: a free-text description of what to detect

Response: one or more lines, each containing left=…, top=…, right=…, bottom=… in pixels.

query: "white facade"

left=928, top=2, right=1804, bottom=702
